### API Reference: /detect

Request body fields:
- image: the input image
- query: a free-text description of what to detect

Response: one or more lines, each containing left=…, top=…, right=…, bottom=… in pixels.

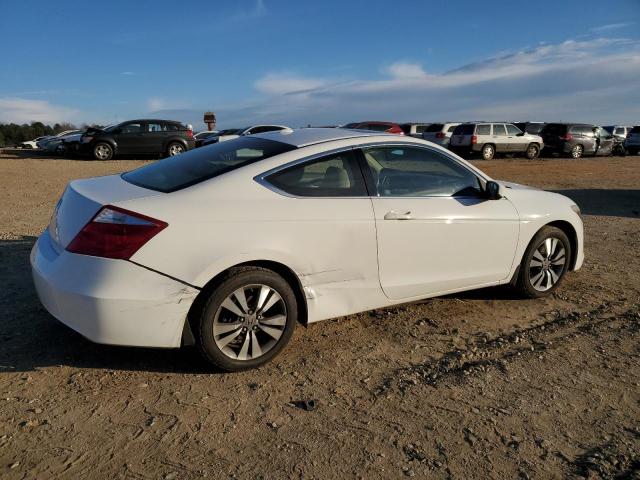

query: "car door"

left=506, top=124, right=524, bottom=152
left=359, top=145, right=520, bottom=300
left=492, top=124, right=509, bottom=152
left=144, top=121, right=168, bottom=154
left=260, top=149, right=380, bottom=318
left=596, top=127, right=614, bottom=156
left=113, top=121, right=144, bottom=154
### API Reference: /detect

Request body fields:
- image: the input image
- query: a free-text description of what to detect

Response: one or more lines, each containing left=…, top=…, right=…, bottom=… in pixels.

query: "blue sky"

left=1, top=0, right=639, bottom=129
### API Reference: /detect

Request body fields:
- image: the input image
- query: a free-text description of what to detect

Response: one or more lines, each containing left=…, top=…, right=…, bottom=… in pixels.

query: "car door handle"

left=384, top=210, right=412, bottom=220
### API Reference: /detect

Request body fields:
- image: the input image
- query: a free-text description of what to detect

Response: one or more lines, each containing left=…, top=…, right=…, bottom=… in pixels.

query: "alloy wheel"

left=213, top=284, right=287, bottom=361
left=529, top=237, right=566, bottom=291
left=168, top=144, right=184, bottom=156
left=95, top=144, right=111, bottom=160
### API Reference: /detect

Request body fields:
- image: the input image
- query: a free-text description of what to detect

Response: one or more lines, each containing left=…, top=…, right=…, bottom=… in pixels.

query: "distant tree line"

left=0, top=121, right=80, bottom=147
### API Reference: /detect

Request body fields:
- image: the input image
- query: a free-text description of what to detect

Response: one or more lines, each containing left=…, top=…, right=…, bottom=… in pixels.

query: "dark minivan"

left=540, top=123, right=615, bottom=158
left=79, top=119, right=195, bottom=160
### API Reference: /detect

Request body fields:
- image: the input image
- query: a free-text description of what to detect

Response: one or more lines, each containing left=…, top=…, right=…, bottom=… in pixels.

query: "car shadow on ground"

left=0, top=236, right=214, bottom=375
left=553, top=189, right=640, bottom=219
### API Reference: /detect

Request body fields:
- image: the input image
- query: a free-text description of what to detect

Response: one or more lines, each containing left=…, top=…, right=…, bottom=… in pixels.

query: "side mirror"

left=485, top=180, right=502, bottom=200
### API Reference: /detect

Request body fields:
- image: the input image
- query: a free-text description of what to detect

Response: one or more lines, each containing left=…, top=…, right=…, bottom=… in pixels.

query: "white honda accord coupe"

left=31, top=128, right=583, bottom=371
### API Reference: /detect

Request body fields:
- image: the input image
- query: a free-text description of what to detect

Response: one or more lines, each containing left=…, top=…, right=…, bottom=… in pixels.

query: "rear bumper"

left=30, top=231, right=199, bottom=348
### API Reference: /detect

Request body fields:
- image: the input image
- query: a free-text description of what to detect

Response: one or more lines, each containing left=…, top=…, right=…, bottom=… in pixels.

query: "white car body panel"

left=31, top=129, right=584, bottom=347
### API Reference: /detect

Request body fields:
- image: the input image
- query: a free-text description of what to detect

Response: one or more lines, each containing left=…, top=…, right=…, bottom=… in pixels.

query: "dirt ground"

left=0, top=150, right=639, bottom=479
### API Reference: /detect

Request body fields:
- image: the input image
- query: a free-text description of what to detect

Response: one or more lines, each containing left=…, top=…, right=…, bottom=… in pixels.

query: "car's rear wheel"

left=167, top=142, right=185, bottom=157
left=525, top=143, right=540, bottom=159
left=516, top=226, right=571, bottom=298
left=481, top=144, right=495, bottom=160
left=194, top=267, right=297, bottom=371
left=94, top=143, right=113, bottom=160
left=570, top=144, right=583, bottom=159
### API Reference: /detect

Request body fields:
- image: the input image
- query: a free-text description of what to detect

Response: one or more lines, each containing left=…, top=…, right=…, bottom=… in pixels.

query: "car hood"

left=498, top=180, right=541, bottom=191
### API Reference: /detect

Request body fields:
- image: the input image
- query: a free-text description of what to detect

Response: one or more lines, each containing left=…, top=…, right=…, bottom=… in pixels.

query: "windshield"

left=218, top=128, right=244, bottom=136
left=122, top=137, right=297, bottom=193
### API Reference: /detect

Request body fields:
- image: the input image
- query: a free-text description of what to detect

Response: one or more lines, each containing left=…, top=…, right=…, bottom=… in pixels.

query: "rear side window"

left=614, top=128, right=625, bottom=135
left=631, top=126, right=640, bottom=134
left=476, top=124, right=491, bottom=135
left=122, top=137, right=296, bottom=193
left=453, top=124, right=475, bottom=135
left=493, top=124, right=507, bottom=136
left=447, top=125, right=457, bottom=133
left=425, top=124, right=444, bottom=133
left=265, top=150, right=366, bottom=197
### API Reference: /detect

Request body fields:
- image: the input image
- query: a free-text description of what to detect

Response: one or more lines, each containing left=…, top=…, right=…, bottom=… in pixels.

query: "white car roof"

left=252, top=127, right=392, bottom=147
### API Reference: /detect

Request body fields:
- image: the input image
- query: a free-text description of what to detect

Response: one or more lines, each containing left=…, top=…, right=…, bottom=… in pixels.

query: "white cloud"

left=591, top=22, right=634, bottom=32
left=385, top=62, right=428, bottom=79
left=147, top=97, right=167, bottom=111
left=254, top=73, right=328, bottom=95
left=0, top=97, right=80, bottom=124
left=241, top=37, right=640, bottom=126
left=120, top=71, right=135, bottom=76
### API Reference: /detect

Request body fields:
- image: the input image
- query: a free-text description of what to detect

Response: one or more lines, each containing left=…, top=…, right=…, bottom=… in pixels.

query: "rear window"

left=452, top=124, right=475, bottom=135
left=425, top=124, right=444, bottom=133
left=122, top=137, right=296, bottom=193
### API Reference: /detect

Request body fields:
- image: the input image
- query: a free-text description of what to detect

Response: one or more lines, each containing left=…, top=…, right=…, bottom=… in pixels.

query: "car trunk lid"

left=49, top=174, right=162, bottom=251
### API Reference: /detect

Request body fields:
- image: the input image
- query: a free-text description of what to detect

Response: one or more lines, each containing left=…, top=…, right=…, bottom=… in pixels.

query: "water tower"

left=203, top=112, right=216, bottom=132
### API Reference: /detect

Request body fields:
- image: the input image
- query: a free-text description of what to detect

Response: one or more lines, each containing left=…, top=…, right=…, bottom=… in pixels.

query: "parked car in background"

left=20, top=136, right=47, bottom=149
left=45, top=131, right=83, bottom=154
left=624, top=126, right=640, bottom=155
left=201, top=125, right=291, bottom=146
left=31, top=128, right=583, bottom=371
left=342, top=121, right=404, bottom=135
left=400, top=123, right=431, bottom=138
left=194, top=130, right=219, bottom=148
left=78, top=119, right=195, bottom=160
left=540, top=123, right=615, bottom=158
left=422, top=122, right=460, bottom=147
left=450, top=122, right=543, bottom=160
left=37, top=130, right=82, bottom=150
left=514, top=122, right=546, bottom=135
left=603, top=125, right=632, bottom=142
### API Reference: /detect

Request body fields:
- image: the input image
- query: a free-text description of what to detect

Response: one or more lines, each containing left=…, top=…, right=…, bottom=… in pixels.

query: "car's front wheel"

left=193, top=267, right=297, bottom=371
left=167, top=142, right=185, bottom=157
left=93, top=143, right=113, bottom=160
left=517, top=226, right=571, bottom=298
left=525, top=143, right=540, bottom=159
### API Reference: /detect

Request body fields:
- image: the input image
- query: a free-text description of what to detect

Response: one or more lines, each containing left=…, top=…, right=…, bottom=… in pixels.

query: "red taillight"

left=471, top=135, right=478, bottom=145
left=67, top=206, right=167, bottom=260
left=560, top=133, right=574, bottom=141
left=186, top=130, right=194, bottom=139
left=435, top=132, right=446, bottom=139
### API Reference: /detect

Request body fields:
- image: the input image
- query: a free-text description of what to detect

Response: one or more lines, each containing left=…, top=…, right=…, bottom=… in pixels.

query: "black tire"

left=481, top=144, right=495, bottom=160
left=516, top=226, right=571, bottom=298
left=193, top=267, right=297, bottom=372
left=626, top=147, right=637, bottom=156
left=93, top=142, right=113, bottom=160
left=525, top=143, right=540, bottom=159
left=166, top=142, right=185, bottom=157
left=569, top=144, right=583, bottom=159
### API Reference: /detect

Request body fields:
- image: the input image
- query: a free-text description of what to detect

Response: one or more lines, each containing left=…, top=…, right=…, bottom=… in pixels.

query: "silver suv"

left=624, top=126, right=640, bottom=155
left=422, top=122, right=460, bottom=147
left=449, top=122, right=544, bottom=160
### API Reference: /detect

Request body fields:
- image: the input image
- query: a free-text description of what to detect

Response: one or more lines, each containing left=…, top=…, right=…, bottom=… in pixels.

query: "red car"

left=341, top=121, right=405, bottom=135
